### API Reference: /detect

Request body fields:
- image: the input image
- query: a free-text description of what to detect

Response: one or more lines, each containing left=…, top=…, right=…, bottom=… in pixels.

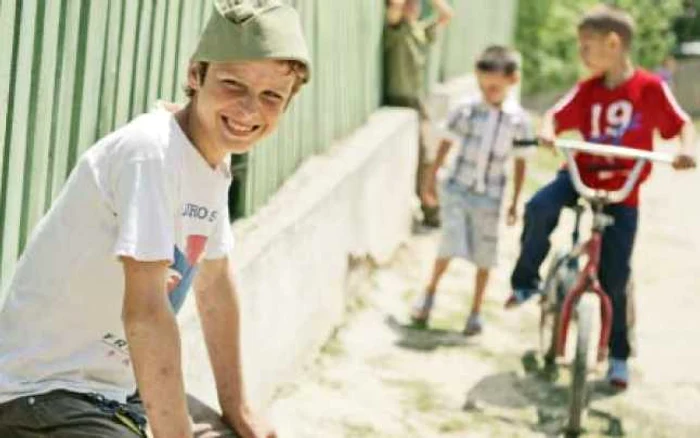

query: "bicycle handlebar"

left=556, top=139, right=674, bottom=164
left=555, top=139, right=674, bottom=203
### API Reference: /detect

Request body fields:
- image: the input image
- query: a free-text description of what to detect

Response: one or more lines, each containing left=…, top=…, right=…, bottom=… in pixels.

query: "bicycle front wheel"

left=566, top=297, right=594, bottom=436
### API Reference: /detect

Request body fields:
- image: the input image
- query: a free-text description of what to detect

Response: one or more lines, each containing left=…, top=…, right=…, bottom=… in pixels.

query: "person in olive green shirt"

left=384, top=0, right=453, bottom=228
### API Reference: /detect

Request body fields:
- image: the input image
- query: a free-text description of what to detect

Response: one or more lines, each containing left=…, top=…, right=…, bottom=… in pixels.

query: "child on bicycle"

left=507, top=4, right=697, bottom=389
left=411, top=46, right=536, bottom=335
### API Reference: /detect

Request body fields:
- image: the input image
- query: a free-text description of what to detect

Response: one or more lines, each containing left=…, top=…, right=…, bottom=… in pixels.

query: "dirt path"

left=269, top=144, right=700, bottom=438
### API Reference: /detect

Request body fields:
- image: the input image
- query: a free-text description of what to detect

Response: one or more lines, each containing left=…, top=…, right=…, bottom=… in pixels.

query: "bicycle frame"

left=555, top=226, right=613, bottom=362
left=552, top=140, right=673, bottom=363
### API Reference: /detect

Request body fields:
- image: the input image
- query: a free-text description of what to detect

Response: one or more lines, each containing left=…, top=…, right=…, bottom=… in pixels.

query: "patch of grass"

left=343, top=422, right=380, bottom=438
left=319, top=334, right=346, bottom=358
left=430, top=309, right=467, bottom=330
left=347, top=293, right=370, bottom=313
left=385, top=378, right=443, bottom=413
left=316, top=375, right=344, bottom=390
left=402, top=288, right=416, bottom=304
left=438, top=416, right=469, bottom=433
left=367, top=354, right=393, bottom=368
left=272, top=382, right=300, bottom=400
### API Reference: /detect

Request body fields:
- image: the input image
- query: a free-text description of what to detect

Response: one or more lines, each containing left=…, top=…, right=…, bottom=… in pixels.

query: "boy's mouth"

left=221, top=115, right=261, bottom=139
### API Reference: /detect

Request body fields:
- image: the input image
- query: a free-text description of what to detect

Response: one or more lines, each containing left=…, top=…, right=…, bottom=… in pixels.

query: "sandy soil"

left=270, top=144, right=700, bottom=438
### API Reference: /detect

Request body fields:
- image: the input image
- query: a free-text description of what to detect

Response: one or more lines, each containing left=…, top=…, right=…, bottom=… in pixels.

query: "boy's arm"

left=422, top=0, right=454, bottom=41
left=539, top=84, right=585, bottom=150
left=430, top=0, right=454, bottom=25
left=652, top=82, right=696, bottom=170
left=194, top=257, right=275, bottom=438
left=538, top=110, right=557, bottom=149
left=121, top=258, right=192, bottom=438
left=673, top=120, right=697, bottom=170
left=507, top=158, right=527, bottom=226
left=423, top=138, right=453, bottom=207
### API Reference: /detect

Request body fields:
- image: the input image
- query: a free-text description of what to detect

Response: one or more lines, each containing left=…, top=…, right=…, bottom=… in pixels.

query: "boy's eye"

left=262, top=91, right=284, bottom=102
left=223, top=79, right=246, bottom=90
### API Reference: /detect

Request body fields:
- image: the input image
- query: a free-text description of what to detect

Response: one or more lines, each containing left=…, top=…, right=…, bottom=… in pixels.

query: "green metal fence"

left=0, top=0, right=517, bottom=293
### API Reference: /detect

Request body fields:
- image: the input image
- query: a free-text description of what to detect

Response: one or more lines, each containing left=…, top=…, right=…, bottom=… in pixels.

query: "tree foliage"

left=516, top=0, right=682, bottom=96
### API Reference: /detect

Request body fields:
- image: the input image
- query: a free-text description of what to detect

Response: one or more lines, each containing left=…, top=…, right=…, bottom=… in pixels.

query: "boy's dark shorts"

left=0, top=390, right=147, bottom=437
left=0, top=390, right=240, bottom=437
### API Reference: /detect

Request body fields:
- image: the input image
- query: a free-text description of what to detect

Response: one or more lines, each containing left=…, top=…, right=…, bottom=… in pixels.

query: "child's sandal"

left=410, top=294, right=434, bottom=327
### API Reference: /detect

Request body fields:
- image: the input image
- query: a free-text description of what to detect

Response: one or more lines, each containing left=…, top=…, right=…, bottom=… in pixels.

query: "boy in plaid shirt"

left=411, top=46, right=536, bottom=335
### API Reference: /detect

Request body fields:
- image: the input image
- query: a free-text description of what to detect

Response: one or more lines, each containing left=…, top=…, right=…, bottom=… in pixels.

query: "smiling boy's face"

left=187, top=60, right=297, bottom=155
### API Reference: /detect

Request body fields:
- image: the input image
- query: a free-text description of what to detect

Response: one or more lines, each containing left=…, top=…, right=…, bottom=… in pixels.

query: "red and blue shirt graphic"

left=167, top=235, right=207, bottom=312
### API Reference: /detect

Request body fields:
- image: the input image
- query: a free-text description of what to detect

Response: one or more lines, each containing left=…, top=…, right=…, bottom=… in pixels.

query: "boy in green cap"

left=0, top=1, right=309, bottom=437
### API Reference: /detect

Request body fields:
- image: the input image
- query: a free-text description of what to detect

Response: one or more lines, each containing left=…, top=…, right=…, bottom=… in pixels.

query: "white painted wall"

left=178, top=108, right=419, bottom=410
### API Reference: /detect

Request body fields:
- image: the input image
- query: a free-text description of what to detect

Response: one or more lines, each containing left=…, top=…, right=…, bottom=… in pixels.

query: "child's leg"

left=412, top=257, right=451, bottom=321
left=470, top=267, right=490, bottom=316
left=463, top=268, right=490, bottom=335
left=427, top=257, right=451, bottom=295
left=510, top=170, right=579, bottom=295
left=599, top=204, right=638, bottom=362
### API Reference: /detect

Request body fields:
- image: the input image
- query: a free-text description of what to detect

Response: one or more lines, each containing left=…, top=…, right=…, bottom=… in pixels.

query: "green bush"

left=516, top=0, right=682, bottom=96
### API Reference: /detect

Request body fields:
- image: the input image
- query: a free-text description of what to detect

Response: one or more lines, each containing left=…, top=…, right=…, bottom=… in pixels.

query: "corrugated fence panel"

left=0, top=0, right=519, bottom=292
left=0, top=0, right=38, bottom=286
left=146, top=0, right=168, bottom=111
left=0, top=0, right=19, bottom=209
left=20, top=0, right=62, bottom=247
left=49, top=0, right=86, bottom=198
left=97, top=0, right=123, bottom=137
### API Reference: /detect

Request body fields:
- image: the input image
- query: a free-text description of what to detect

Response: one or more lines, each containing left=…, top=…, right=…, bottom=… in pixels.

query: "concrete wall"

left=178, top=108, right=419, bottom=410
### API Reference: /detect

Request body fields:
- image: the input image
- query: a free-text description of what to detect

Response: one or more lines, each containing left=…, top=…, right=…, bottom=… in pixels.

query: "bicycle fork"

left=555, top=233, right=614, bottom=363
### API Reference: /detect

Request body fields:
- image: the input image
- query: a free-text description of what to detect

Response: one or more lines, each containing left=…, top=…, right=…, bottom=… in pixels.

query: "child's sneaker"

left=504, top=288, right=539, bottom=309
left=462, top=313, right=483, bottom=336
left=606, top=358, right=629, bottom=390
left=410, top=293, right=434, bottom=328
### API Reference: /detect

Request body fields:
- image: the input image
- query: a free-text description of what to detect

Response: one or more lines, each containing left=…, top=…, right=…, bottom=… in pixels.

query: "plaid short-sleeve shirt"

left=439, top=97, right=536, bottom=199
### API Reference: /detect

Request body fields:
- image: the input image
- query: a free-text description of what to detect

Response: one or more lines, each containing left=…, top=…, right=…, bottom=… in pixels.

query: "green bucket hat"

left=192, top=0, right=311, bottom=82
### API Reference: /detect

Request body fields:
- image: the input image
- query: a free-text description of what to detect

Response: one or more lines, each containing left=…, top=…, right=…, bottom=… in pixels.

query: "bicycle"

left=536, top=139, right=674, bottom=437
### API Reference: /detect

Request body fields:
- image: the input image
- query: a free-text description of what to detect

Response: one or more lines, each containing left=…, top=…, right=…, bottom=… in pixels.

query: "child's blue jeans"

left=511, top=170, right=637, bottom=360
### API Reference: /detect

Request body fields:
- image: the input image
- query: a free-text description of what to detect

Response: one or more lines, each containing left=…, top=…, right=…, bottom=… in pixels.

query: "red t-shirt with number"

left=553, top=69, right=689, bottom=206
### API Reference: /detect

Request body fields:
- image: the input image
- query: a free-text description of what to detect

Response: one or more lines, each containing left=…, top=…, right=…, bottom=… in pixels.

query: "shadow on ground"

left=463, top=353, right=626, bottom=437
left=384, top=314, right=475, bottom=352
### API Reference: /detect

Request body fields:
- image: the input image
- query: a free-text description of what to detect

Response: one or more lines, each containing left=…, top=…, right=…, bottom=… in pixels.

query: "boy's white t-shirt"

left=0, top=109, right=234, bottom=404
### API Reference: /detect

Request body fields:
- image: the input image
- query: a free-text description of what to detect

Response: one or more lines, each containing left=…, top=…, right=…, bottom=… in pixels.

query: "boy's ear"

left=187, top=62, right=203, bottom=92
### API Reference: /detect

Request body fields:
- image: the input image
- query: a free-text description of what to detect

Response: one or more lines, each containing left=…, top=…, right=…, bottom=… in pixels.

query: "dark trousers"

left=511, top=170, right=638, bottom=360
left=0, top=391, right=146, bottom=437
left=0, top=390, right=240, bottom=437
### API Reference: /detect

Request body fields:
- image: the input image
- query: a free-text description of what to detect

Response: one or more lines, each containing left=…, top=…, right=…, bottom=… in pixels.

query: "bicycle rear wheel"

left=566, top=297, right=593, bottom=436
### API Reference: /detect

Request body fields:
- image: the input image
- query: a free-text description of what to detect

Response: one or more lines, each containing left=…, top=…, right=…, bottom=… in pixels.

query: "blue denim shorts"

left=437, top=182, right=502, bottom=268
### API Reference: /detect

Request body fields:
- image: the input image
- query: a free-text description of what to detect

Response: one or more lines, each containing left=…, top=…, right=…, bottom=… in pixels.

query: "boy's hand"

left=506, top=204, right=518, bottom=226
left=537, top=135, right=557, bottom=155
left=224, top=405, right=276, bottom=438
left=672, top=153, right=697, bottom=171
